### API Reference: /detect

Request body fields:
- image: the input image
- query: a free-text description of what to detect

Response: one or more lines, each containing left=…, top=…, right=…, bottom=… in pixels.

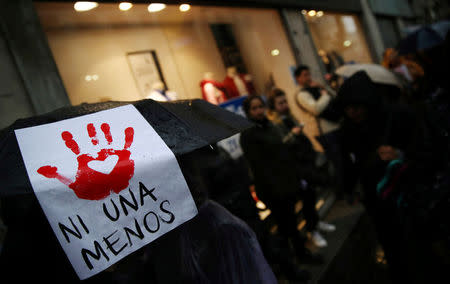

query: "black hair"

left=242, top=96, right=265, bottom=117
left=267, top=88, right=286, bottom=110
left=294, top=65, right=309, bottom=78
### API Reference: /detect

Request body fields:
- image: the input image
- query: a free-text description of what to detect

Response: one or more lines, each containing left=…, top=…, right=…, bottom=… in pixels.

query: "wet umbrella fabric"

left=335, top=63, right=403, bottom=88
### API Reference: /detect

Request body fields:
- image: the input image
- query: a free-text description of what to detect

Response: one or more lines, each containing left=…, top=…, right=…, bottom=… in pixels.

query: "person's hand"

left=291, top=126, right=303, bottom=136
left=377, top=145, right=400, bottom=161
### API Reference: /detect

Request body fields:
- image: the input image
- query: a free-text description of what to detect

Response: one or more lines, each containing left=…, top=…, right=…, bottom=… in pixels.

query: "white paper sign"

left=15, top=105, right=197, bottom=280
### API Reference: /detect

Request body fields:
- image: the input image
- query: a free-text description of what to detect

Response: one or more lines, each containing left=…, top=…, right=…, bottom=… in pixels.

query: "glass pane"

left=34, top=3, right=298, bottom=105
left=306, top=11, right=373, bottom=74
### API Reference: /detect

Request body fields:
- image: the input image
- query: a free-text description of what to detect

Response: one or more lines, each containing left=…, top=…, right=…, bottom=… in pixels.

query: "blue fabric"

left=179, top=200, right=277, bottom=284
left=376, top=159, right=404, bottom=195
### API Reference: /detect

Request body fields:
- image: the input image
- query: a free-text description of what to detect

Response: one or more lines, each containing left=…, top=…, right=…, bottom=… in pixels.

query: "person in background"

left=382, top=47, right=425, bottom=103
left=240, top=96, right=325, bottom=274
left=222, top=66, right=256, bottom=100
left=146, top=81, right=178, bottom=101
left=190, top=145, right=311, bottom=282
left=141, top=146, right=278, bottom=284
left=382, top=48, right=424, bottom=84
left=294, top=65, right=339, bottom=152
left=267, top=88, right=336, bottom=248
left=336, top=70, right=434, bottom=283
left=200, top=72, right=226, bottom=105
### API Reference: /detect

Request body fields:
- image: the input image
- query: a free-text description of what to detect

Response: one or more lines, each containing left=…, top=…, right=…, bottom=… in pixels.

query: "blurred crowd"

left=169, top=25, right=450, bottom=283
left=226, top=25, right=450, bottom=283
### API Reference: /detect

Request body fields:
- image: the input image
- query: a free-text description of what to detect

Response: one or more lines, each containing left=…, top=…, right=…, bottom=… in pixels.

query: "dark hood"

left=336, top=70, right=383, bottom=112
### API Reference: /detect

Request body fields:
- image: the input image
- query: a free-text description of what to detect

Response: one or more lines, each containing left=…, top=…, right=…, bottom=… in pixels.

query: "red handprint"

left=37, top=123, right=135, bottom=201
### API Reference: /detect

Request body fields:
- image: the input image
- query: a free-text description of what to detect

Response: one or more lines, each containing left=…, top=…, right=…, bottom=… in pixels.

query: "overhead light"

left=271, top=49, right=280, bottom=56
left=308, top=10, right=317, bottom=17
left=179, top=4, right=191, bottom=12
left=301, top=10, right=307, bottom=15
left=148, top=3, right=166, bottom=13
left=85, top=74, right=99, bottom=81
left=119, top=2, right=133, bottom=11
left=74, top=2, right=98, bottom=12
left=343, top=40, right=352, bottom=47
left=317, top=11, right=324, bottom=17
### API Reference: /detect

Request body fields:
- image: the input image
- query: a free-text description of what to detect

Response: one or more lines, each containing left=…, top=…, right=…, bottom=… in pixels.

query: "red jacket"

left=200, top=80, right=226, bottom=104
left=222, top=74, right=256, bottom=100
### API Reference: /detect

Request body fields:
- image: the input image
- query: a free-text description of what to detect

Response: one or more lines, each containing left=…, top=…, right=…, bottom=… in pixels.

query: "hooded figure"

left=336, top=71, right=427, bottom=202
left=336, top=71, right=436, bottom=283
left=0, top=99, right=276, bottom=283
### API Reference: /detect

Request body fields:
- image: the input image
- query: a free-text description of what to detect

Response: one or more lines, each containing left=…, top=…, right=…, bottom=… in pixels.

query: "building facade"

left=0, top=0, right=425, bottom=130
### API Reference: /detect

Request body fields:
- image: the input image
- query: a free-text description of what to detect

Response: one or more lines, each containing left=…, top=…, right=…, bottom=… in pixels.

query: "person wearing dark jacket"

left=142, top=148, right=278, bottom=284
left=266, top=89, right=336, bottom=247
left=187, top=145, right=309, bottom=281
left=240, top=96, right=324, bottom=268
left=336, top=70, right=432, bottom=283
left=337, top=71, right=425, bottom=211
left=267, top=88, right=333, bottom=187
left=399, top=32, right=450, bottom=284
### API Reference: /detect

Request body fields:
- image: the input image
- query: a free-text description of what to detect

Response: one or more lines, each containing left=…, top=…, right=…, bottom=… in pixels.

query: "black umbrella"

left=0, top=98, right=253, bottom=283
left=397, top=25, right=446, bottom=55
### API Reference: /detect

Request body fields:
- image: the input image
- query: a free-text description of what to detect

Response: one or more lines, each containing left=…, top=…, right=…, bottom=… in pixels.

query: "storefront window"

left=305, top=11, right=373, bottom=74
left=35, top=3, right=298, bottom=105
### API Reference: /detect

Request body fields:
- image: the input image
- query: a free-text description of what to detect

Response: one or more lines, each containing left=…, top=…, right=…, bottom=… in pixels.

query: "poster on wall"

left=14, top=105, right=197, bottom=280
left=127, top=51, right=166, bottom=98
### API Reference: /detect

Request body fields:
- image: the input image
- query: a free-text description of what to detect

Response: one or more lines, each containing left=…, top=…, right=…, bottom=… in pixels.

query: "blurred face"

left=296, top=70, right=312, bottom=87
left=249, top=98, right=266, bottom=121
left=344, top=105, right=367, bottom=123
left=274, top=95, right=290, bottom=115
